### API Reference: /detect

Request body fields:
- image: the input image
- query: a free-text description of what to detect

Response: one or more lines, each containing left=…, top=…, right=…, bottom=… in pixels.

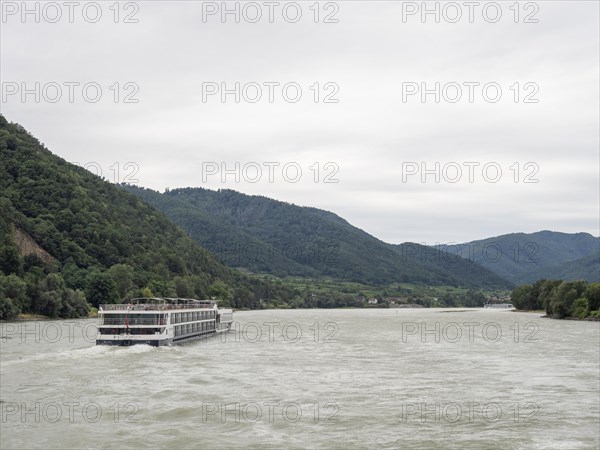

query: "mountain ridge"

left=125, top=185, right=512, bottom=289
left=439, top=231, right=599, bottom=284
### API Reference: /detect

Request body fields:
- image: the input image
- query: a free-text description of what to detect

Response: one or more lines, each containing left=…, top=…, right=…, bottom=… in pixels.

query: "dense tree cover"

left=125, top=186, right=511, bottom=289
left=510, top=279, right=600, bottom=319
left=0, top=115, right=295, bottom=319
left=442, top=231, right=599, bottom=284
left=434, top=289, right=488, bottom=307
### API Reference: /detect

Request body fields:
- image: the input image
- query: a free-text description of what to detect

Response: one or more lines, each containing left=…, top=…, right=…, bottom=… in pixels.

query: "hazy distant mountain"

left=124, top=186, right=511, bottom=289
left=440, top=231, right=599, bottom=284
left=515, top=251, right=600, bottom=284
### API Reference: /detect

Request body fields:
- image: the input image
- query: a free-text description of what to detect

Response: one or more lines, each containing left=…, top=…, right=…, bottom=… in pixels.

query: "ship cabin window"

left=102, top=314, right=166, bottom=326
left=99, top=327, right=164, bottom=335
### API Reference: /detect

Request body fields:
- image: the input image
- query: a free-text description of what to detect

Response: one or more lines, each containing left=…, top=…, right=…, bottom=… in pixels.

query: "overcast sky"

left=1, top=1, right=598, bottom=244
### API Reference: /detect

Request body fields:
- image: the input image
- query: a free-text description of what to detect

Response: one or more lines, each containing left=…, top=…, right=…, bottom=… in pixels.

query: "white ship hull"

left=483, top=303, right=515, bottom=310
left=96, top=298, right=233, bottom=346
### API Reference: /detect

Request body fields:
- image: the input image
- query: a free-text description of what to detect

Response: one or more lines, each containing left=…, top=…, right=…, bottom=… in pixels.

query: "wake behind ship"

left=96, top=297, right=234, bottom=346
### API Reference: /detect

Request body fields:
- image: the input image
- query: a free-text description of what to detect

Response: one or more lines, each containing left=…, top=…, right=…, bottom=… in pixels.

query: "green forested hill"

left=0, top=115, right=292, bottom=319
left=125, top=186, right=511, bottom=289
left=440, top=231, right=599, bottom=284
left=122, top=186, right=315, bottom=278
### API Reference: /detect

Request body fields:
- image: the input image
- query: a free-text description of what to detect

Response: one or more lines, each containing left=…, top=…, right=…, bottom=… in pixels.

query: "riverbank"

left=7, top=307, right=599, bottom=323
left=545, top=315, right=600, bottom=322
left=2, top=308, right=99, bottom=322
left=514, top=309, right=600, bottom=321
left=14, top=313, right=50, bottom=321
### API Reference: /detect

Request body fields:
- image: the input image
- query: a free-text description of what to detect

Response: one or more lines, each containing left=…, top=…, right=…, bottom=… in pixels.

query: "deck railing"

left=99, top=303, right=214, bottom=311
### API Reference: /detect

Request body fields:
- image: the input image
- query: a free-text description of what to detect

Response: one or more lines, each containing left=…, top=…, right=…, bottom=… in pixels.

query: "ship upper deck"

left=99, top=297, right=217, bottom=312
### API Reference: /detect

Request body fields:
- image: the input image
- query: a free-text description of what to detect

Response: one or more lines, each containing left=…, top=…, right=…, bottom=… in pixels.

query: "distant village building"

left=367, top=298, right=378, bottom=305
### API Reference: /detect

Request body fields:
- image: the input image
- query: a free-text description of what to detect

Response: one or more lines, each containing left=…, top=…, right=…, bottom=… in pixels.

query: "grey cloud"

left=1, top=1, right=598, bottom=243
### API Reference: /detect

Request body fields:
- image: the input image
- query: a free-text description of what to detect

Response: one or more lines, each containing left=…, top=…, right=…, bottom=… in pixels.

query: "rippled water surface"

left=1, top=309, right=599, bottom=449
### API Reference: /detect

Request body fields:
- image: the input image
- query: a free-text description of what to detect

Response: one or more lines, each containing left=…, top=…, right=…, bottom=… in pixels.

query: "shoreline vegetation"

left=510, top=279, right=600, bottom=320
left=4, top=303, right=600, bottom=323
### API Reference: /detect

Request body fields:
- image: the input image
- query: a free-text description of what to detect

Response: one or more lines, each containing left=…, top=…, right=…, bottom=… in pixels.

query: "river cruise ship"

left=484, top=303, right=515, bottom=310
left=96, top=297, right=234, bottom=346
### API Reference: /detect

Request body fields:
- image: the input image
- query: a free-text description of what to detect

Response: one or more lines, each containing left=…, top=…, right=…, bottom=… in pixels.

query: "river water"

left=1, top=308, right=598, bottom=449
